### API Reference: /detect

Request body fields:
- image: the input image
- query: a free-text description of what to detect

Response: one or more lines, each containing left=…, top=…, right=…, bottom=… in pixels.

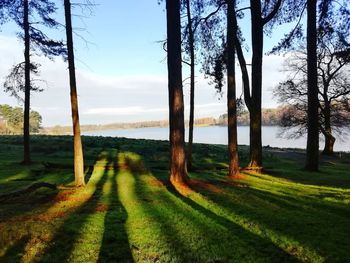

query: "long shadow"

left=164, top=180, right=299, bottom=262
left=38, top=159, right=110, bottom=262
left=97, top=160, right=133, bottom=262
left=124, top=155, right=298, bottom=262
left=0, top=160, right=95, bottom=223
left=187, top=178, right=350, bottom=262
left=263, top=153, right=350, bottom=189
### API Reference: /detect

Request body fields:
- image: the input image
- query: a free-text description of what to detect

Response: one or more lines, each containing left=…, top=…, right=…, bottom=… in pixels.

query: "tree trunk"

left=249, top=108, right=262, bottom=169
left=305, top=0, right=319, bottom=171
left=64, top=0, right=85, bottom=187
left=323, top=132, right=335, bottom=155
left=166, top=0, right=188, bottom=186
left=23, top=0, right=31, bottom=165
left=186, top=0, right=195, bottom=172
left=227, top=0, right=239, bottom=177
left=322, top=104, right=335, bottom=155
left=248, top=0, right=263, bottom=169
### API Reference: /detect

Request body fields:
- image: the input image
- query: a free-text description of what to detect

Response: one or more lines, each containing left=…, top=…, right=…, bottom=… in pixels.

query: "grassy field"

left=0, top=135, right=349, bottom=263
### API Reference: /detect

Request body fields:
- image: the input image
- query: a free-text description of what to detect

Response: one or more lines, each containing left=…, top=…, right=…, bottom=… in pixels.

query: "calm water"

left=83, top=126, right=350, bottom=152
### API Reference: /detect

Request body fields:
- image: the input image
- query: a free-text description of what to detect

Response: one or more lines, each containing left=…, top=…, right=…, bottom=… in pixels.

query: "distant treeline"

left=43, top=108, right=285, bottom=135
left=0, top=104, right=42, bottom=135
left=43, top=117, right=218, bottom=135
left=217, top=108, right=282, bottom=126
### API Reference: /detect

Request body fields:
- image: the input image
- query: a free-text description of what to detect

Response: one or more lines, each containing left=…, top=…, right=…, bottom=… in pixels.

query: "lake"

left=83, top=126, right=350, bottom=152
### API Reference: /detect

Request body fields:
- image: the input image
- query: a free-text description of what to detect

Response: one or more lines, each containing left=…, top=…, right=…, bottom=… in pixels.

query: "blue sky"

left=71, top=1, right=168, bottom=76
left=0, top=1, right=289, bottom=126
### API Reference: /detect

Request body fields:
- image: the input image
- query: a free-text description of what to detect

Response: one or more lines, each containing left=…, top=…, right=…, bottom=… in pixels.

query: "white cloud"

left=0, top=35, right=288, bottom=127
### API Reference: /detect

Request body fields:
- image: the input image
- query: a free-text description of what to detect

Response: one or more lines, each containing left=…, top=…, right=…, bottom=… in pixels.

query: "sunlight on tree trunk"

left=227, top=0, right=239, bottom=178
left=64, top=0, right=85, bottom=187
left=166, top=0, right=189, bottom=186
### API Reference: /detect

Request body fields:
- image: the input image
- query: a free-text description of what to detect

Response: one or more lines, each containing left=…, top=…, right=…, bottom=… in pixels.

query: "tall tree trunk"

left=248, top=0, right=263, bottom=169
left=64, top=0, right=85, bottom=187
left=322, top=104, right=335, bottom=155
left=227, top=0, right=239, bottom=177
left=305, top=0, right=319, bottom=171
left=186, top=0, right=195, bottom=172
left=23, top=0, right=31, bottom=165
left=166, top=0, right=188, bottom=186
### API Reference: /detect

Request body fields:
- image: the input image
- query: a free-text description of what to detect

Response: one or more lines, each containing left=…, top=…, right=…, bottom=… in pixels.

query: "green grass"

left=0, top=135, right=349, bottom=262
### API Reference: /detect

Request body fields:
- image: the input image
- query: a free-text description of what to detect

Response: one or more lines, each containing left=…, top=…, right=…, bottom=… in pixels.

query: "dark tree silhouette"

left=3, top=62, right=43, bottom=102
left=23, top=0, right=31, bottom=165
left=271, top=0, right=349, bottom=168
left=274, top=46, right=350, bottom=155
left=7, top=0, right=66, bottom=165
left=166, top=0, right=189, bottom=186
left=64, top=0, right=85, bottom=187
left=305, top=0, right=319, bottom=171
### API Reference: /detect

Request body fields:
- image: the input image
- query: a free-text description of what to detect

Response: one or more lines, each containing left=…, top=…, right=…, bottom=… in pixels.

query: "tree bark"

left=323, top=132, right=335, bottom=155
left=186, top=0, right=195, bottom=172
left=248, top=0, right=263, bottom=169
left=64, top=0, right=85, bottom=187
left=322, top=103, right=335, bottom=155
left=23, top=0, right=31, bottom=165
left=227, top=0, right=239, bottom=177
left=166, top=0, right=188, bottom=186
left=305, top=0, right=319, bottom=171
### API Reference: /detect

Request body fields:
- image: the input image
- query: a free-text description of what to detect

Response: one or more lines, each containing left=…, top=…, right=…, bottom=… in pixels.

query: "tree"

left=274, top=46, right=350, bottom=155
left=226, top=0, right=239, bottom=177
left=201, top=0, right=285, bottom=171
left=0, top=104, right=42, bottom=134
left=194, top=0, right=241, bottom=177
left=237, top=0, right=282, bottom=170
left=7, top=0, right=66, bottom=164
left=305, top=0, right=319, bottom=171
left=64, top=0, right=85, bottom=187
left=182, top=0, right=197, bottom=171
left=166, top=0, right=189, bottom=186
left=4, top=62, right=43, bottom=103
left=270, top=0, right=349, bottom=169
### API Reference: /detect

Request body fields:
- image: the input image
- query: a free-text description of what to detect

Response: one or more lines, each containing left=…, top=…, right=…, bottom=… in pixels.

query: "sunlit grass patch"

left=0, top=136, right=349, bottom=262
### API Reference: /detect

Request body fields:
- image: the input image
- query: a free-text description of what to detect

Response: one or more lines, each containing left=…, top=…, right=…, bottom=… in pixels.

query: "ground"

left=0, top=135, right=349, bottom=263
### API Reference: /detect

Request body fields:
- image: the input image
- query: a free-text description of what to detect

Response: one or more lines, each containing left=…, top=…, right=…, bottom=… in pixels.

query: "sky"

left=0, top=1, right=289, bottom=127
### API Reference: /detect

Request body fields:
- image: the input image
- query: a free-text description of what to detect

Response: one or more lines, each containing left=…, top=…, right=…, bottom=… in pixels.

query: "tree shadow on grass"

left=38, top=168, right=109, bottom=262
left=123, top=154, right=298, bottom=262
left=187, top=177, right=350, bottom=262
left=262, top=152, right=350, bottom=189
left=97, top=161, right=133, bottom=263
left=0, top=160, right=95, bottom=223
left=165, top=181, right=299, bottom=262
left=37, top=151, right=133, bottom=263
